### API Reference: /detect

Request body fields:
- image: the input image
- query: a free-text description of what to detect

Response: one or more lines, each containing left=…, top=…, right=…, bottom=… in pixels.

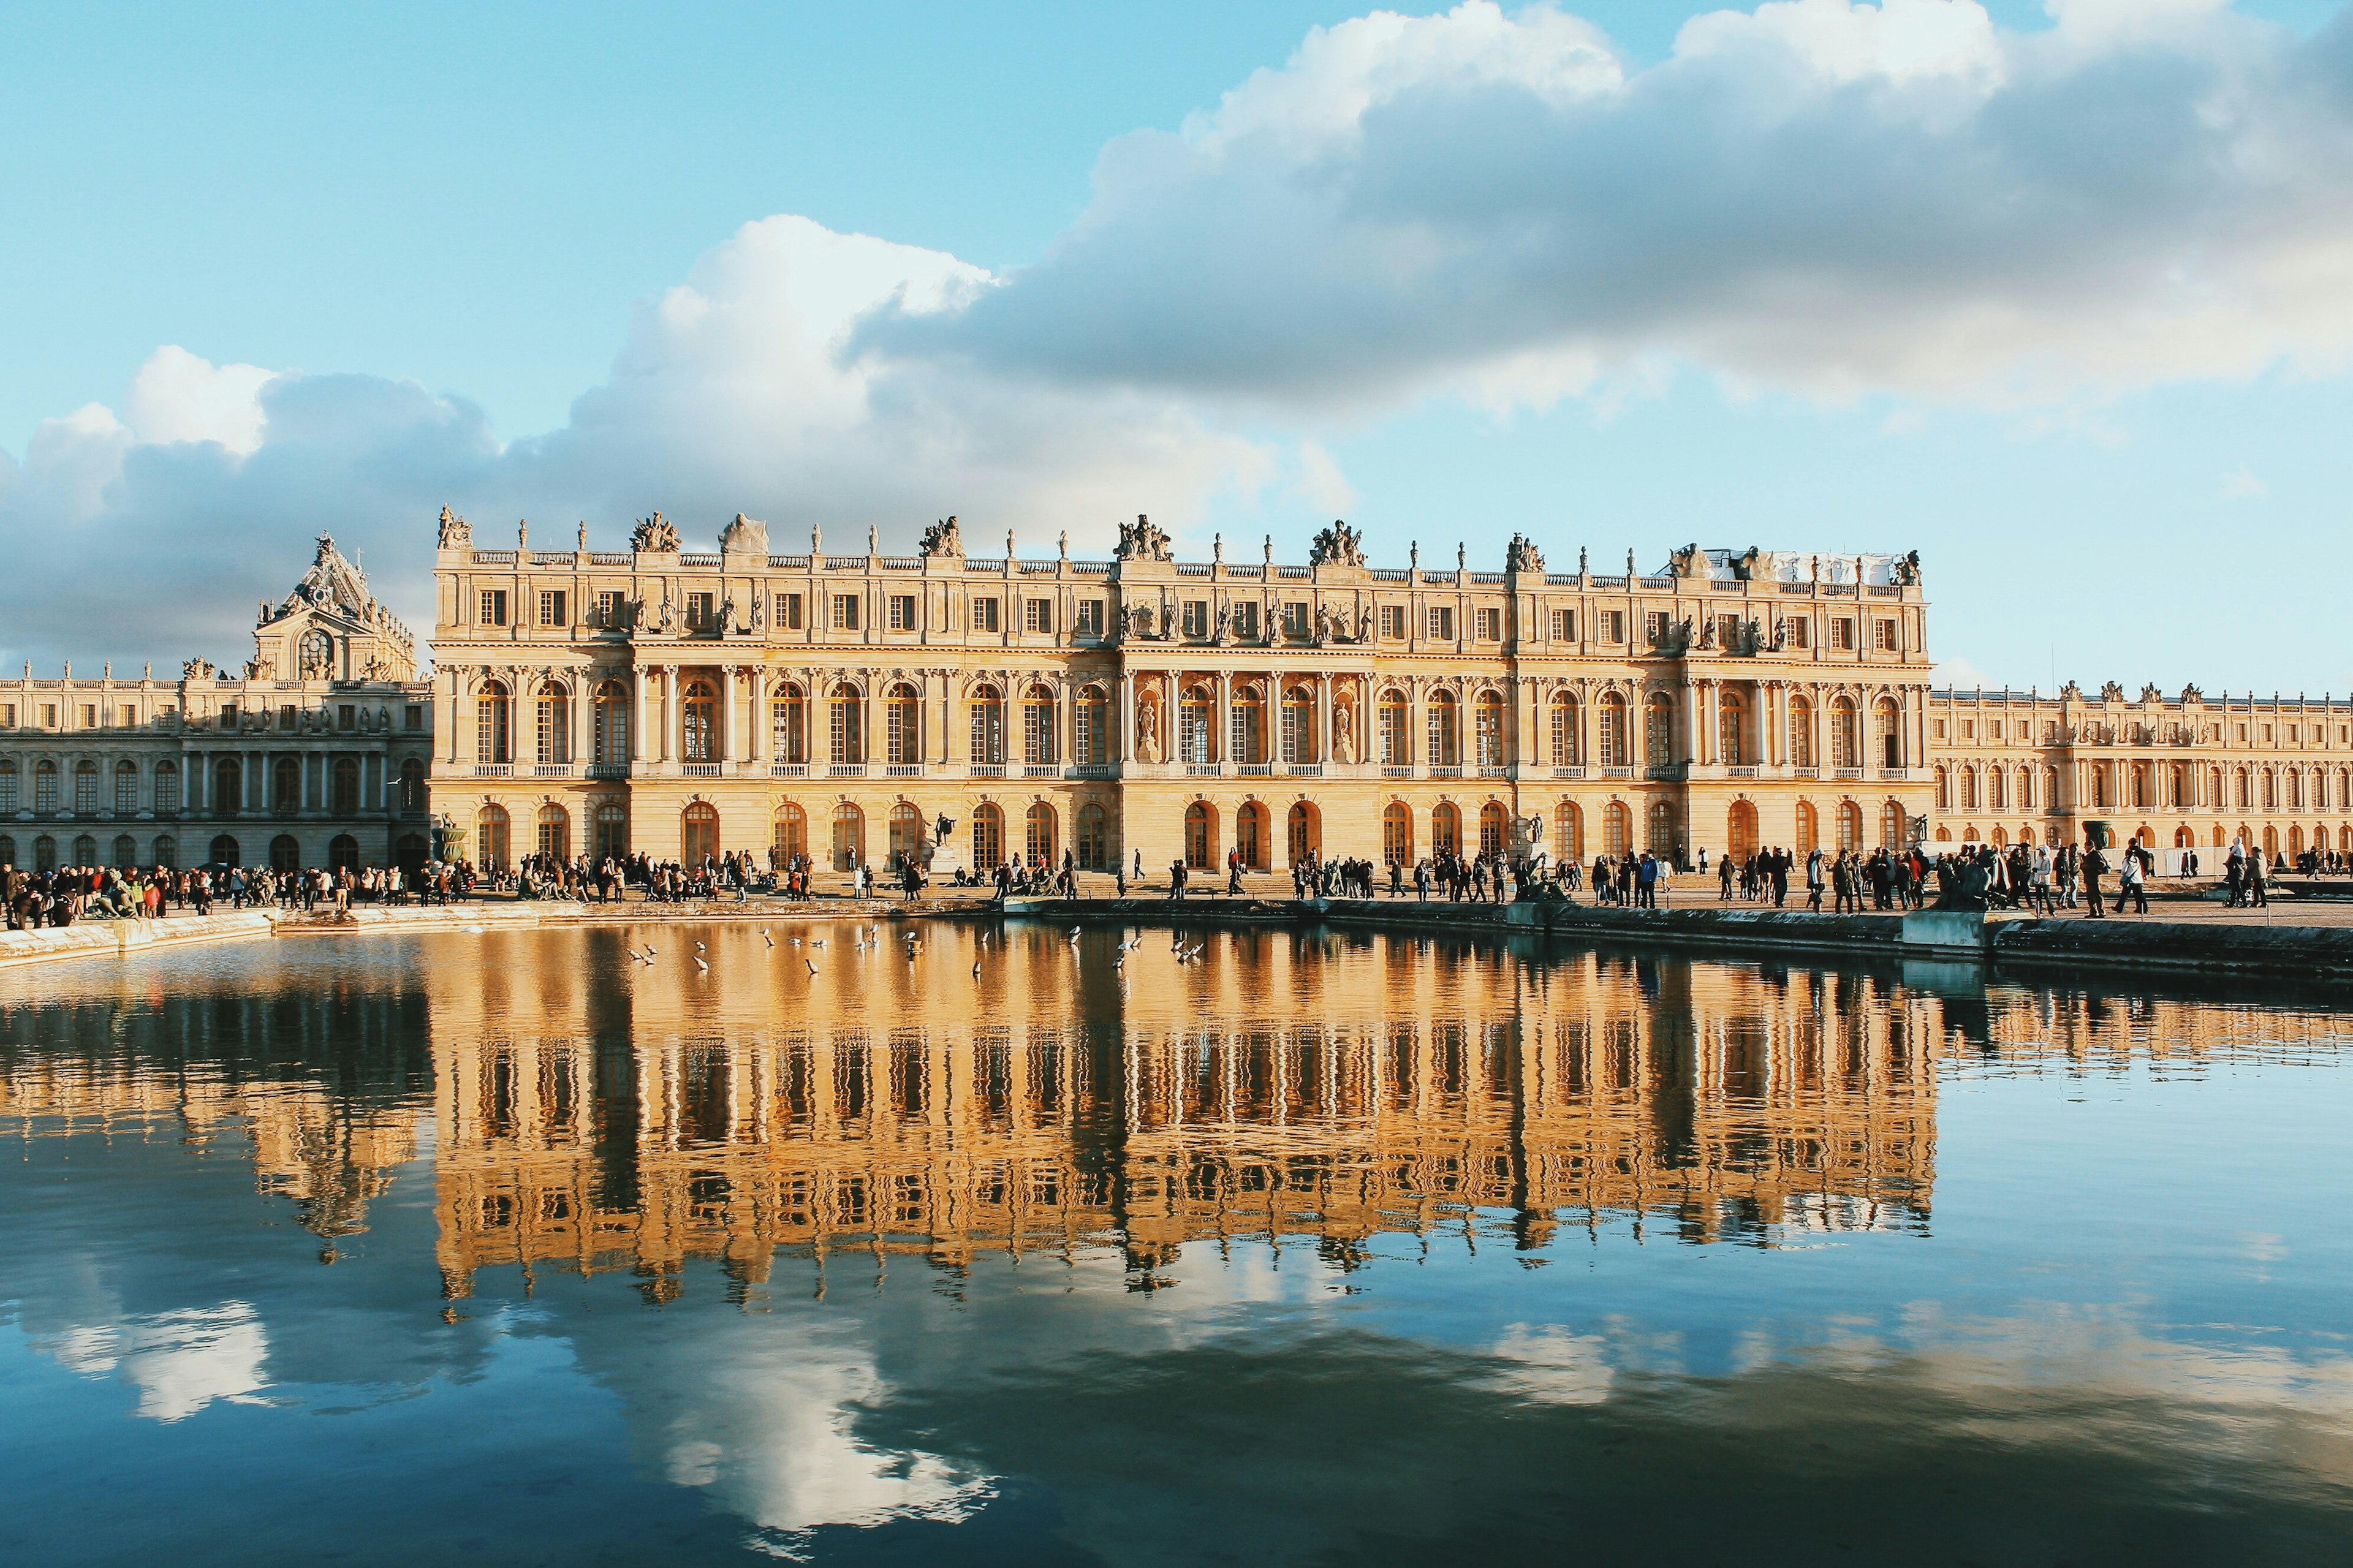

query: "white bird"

left=762, top=930, right=775, bottom=947
left=643, top=944, right=657, bottom=958
left=693, top=955, right=708, bottom=972
left=695, top=940, right=706, bottom=953
left=805, top=958, right=819, bottom=975
left=1068, top=926, right=1082, bottom=941
left=790, top=937, right=801, bottom=947
left=1118, top=934, right=1140, bottom=952
left=972, top=960, right=983, bottom=978
left=810, top=937, right=826, bottom=949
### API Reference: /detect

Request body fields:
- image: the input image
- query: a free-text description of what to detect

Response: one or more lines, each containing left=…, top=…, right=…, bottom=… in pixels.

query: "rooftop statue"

left=631, top=512, right=682, bottom=553
left=719, top=512, right=769, bottom=556
left=1895, top=549, right=1922, bottom=585
left=1115, top=513, right=1174, bottom=562
left=919, top=516, right=966, bottom=558
left=1505, top=533, right=1545, bottom=573
left=436, top=506, right=472, bottom=550
left=1308, top=519, right=1366, bottom=568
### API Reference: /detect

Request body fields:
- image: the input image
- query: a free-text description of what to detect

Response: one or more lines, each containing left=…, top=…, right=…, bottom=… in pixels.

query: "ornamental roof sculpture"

left=1309, top=519, right=1367, bottom=568
left=1115, top=513, right=1173, bottom=561
left=631, top=512, right=682, bottom=553
left=1662, top=547, right=1922, bottom=586
left=273, top=533, right=377, bottom=624
left=919, top=516, right=965, bottom=558
left=718, top=512, right=769, bottom=555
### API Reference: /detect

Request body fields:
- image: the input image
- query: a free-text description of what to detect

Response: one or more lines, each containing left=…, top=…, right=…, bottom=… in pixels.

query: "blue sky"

left=2, top=1, right=2349, bottom=692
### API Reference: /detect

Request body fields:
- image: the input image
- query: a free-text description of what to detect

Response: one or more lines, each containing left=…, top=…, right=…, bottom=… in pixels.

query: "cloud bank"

left=5, top=1, right=2351, bottom=668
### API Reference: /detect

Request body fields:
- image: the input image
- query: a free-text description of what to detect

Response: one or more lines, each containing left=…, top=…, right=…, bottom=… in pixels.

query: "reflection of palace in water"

left=5, top=934, right=2344, bottom=1295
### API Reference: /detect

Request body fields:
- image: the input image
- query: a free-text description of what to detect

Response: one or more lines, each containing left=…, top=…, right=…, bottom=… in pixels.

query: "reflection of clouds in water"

left=1483, top=1324, right=1613, bottom=1406
left=47, top=1301, right=268, bottom=1422
left=650, top=1341, right=990, bottom=1550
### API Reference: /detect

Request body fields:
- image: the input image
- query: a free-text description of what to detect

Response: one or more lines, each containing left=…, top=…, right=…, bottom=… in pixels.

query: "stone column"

left=724, top=667, right=748, bottom=763
left=631, top=668, right=651, bottom=764
left=659, top=667, right=678, bottom=764
left=1118, top=672, right=1135, bottom=765
left=749, top=667, right=767, bottom=763
left=1214, top=673, right=1230, bottom=765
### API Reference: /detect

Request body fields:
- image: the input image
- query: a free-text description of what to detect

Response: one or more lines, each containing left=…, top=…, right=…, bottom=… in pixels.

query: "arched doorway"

left=112, top=834, right=137, bottom=866
left=683, top=801, right=719, bottom=866
left=395, top=833, right=427, bottom=873
left=1647, top=799, right=1678, bottom=859
left=536, top=803, right=569, bottom=860
left=270, top=834, right=301, bottom=872
left=1431, top=801, right=1461, bottom=857
left=154, top=835, right=177, bottom=869
left=271, top=757, right=301, bottom=815
left=209, top=834, right=240, bottom=866
left=73, top=834, right=97, bottom=868
left=594, top=801, right=629, bottom=861
left=1602, top=801, right=1631, bottom=857
left=830, top=800, right=863, bottom=870
left=1794, top=800, right=1817, bottom=855
left=34, top=835, right=58, bottom=873
left=682, top=681, right=718, bottom=762
left=1235, top=800, right=1268, bottom=870
left=1383, top=801, right=1412, bottom=866
left=1881, top=798, right=1906, bottom=849
left=1286, top=801, right=1319, bottom=866
left=328, top=833, right=360, bottom=871
left=1077, top=802, right=1109, bottom=869
left=771, top=801, right=806, bottom=865
left=1025, top=801, right=1057, bottom=867
left=1727, top=800, right=1759, bottom=862
left=971, top=803, right=1004, bottom=869
left=1555, top=800, right=1582, bottom=863
left=476, top=805, right=510, bottom=870
left=1184, top=801, right=1218, bottom=869
left=1836, top=800, right=1863, bottom=852
left=888, top=802, right=925, bottom=869
left=1479, top=800, right=1507, bottom=858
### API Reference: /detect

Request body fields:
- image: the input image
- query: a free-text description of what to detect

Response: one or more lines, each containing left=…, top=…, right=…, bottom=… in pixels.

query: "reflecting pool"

left=2, top=923, right=2349, bottom=1564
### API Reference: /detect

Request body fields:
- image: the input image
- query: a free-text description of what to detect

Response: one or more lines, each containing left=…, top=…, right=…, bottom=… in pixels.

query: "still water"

left=2, top=922, right=2348, bottom=1565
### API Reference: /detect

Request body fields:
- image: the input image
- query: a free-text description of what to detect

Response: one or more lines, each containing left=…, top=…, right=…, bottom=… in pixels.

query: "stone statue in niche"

left=654, top=589, right=676, bottom=633
left=1135, top=701, right=1162, bottom=763
left=1314, top=604, right=1335, bottom=646
left=1332, top=704, right=1357, bottom=765
left=1215, top=602, right=1232, bottom=643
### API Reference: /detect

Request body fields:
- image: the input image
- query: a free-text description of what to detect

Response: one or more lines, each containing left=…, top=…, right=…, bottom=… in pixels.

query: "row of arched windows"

left=0, top=756, right=423, bottom=816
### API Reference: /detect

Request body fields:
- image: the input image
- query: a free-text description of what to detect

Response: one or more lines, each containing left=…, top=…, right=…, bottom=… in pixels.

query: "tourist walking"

left=2081, top=840, right=2109, bottom=917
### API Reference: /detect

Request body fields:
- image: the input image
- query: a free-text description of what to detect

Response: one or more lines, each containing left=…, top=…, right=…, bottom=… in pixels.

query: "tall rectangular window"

left=479, top=589, right=508, bottom=626
left=1550, top=608, right=1574, bottom=640
left=1832, top=618, right=1855, bottom=649
left=972, top=596, right=999, bottom=632
left=686, top=591, right=716, bottom=629
left=1284, top=602, right=1310, bottom=638
left=781, top=593, right=803, bottom=629
left=1874, top=618, right=1898, bottom=650
left=1025, top=597, right=1052, bottom=634
left=537, top=590, right=567, bottom=626
left=595, top=589, right=623, bottom=627
left=1427, top=605, right=1455, bottom=641
left=830, top=594, right=859, bottom=631
left=1183, top=600, right=1209, bottom=638
left=42, top=703, right=58, bottom=727
left=1601, top=610, right=1625, bottom=643
left=81, top=705, right=97, bottom=727
left=1787, top=618, right=1809, bottom=648
left=1, top=704, right=13, bottom=727
left=889, top=594, right=917, bottom=631
left=1645, top=612, right=1669, bottom=645
left=1232, top=602, right=1258, bottom=642
left=115, top=767, right=139, bottom=812
left=1381, top=605, right=1406, bottom=640
left=1076, top=599, right=1104, bottom=637
left=406, top=705, right=423, bottom=730
left=118, top=705, right=137, bottom=727
left=1476, top=607, right=1501, bottom=641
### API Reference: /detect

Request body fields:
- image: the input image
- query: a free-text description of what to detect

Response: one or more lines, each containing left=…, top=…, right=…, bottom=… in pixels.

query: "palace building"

left=0, top=534, right=434, bottom=873
left=425, top=509, right=1942, bottom=876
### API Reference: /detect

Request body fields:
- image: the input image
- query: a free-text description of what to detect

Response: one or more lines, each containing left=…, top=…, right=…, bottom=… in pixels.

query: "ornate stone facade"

left=426, top=515, right=1936, bottom=873
left=0, top=535, right=434, bottom=872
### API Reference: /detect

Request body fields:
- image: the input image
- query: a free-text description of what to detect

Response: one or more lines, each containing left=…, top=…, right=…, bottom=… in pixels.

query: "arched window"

left=1875, top=698, right=1902, bottom=769
left=1836, top=800, right=1863, bottom=852
left=889, top=801, right=925, bottom=868
left=1829, top=699, right=1859, bottom=769
left=1549, top=692, right=1580, bottom=766
left=828, top=684, right=863, bottom=765
left=968, top=684, right=1005, bottom=767
left=1184, top=801, right=1218, bottom=868
left=1881, top=799, right=1906, bottom=849
left=477, top=680, right=511, bottom=764
left=1602, top=801, right=1631, bottom=856
left=971, top=803, right=1004, bottom=868
left=1180, top=685, right=1213, bottom=765
left=1426, top=690, right=1460, bottom=767
left=328, top=832, right=360, bottom=871
left=2264, top=769, right=2279, bottom=809
left=1077, top=801, right=1109, bottom=869
left=1787, top=695, right=1814, bottom=768
left=272, top=757, right=301, bottom=815
left=1554, top=799, right=1582, bottom=862
left=400, top=758, right=426, bottom=811
left=208, top=833, right=238, bottom=867
left=1077, top=686, right=1110, bottom=766
left=2047, top=767, right=2062, bottom=812
left=595, top=680, right=631, bottom=765
left=74, top=760, right=99, bottom=814
left=1383, top=801, right=1414, bottom=866
left=683, top=680, right=718, bottom=763
left=594, top=800, right=629, bottom=861
left=330, top=756, right=360, bottom=814
left=211, top=757, right=240, bottom=816
left=0, top=760, right=15, bottom=814
left=112, top=833, right=137, bottom=866
left=536, top=681, right=571, bottom=764
left=1431, top=801, right=1461, bottom=855
left=1645, top=694, right=1675, bottom=767
left=1479, top=800, right=1507, bottom=857
left=1795, top=800, right=1817, bottom=854
left=34, top=834, right=58, bottom=872
left=536, top=803, right=569, bottom=860
left=1234, top=800, right=1266, bottom=869
left=1287, top=801, right=1319, bottom=866
left=1023, top=684, right=1058, bottom=767
left=1719, top=692, right=1745, bottom=766
left=0, top=834, right=13, bottom=868
left=154, top=760, right=180, bottom=812
left=268, top=834, right=299, bottom=872
left=770, top=801, right=805, bottom=864
left=1934, top=767, right=1950, bottom=811
left=885, top=684, right=922, bottom=767
left=1229, top=684, right=1264, bottom=766
left=2020, top=767, right=2037, bottom=810
left=1378, top=688, right=1410, bottom=766
left=1647, top=799, right=1678, bottom=857
left=1988, top=766, right=2005, bottom=811
left=683, top=801, right=720, bottom=865
left=1281, top=684, right=1317, bottom=765
left=830, top=800, right=863, bottom=869
left=476, top=805, right=510, bottom=869
left=1473, top=691, right=1507, bottom=769
left=770, top=682, right=807, bottom=765
left=1599, top=694, right=1631, bottom=767
left=114, top=760, right=140, bottom=814
left=153, top=834, right=177, bottom=869
left=1728, top=800, right=1758, bottom=861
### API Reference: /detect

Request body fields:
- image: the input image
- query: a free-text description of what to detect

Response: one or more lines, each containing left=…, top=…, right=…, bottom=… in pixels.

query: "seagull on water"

left=805, top=958, right=819, bottom=975
left=762, top=930, right=775, bottom=947
left=693, top=955, right=709, bottom=973
left=809, top=937, right=826, bottom=949
left=695, top=940, right=706, bottom=953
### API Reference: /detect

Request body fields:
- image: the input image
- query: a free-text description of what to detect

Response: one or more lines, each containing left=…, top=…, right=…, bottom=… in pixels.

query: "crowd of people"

left=2, top=859, right=478, bottom=929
